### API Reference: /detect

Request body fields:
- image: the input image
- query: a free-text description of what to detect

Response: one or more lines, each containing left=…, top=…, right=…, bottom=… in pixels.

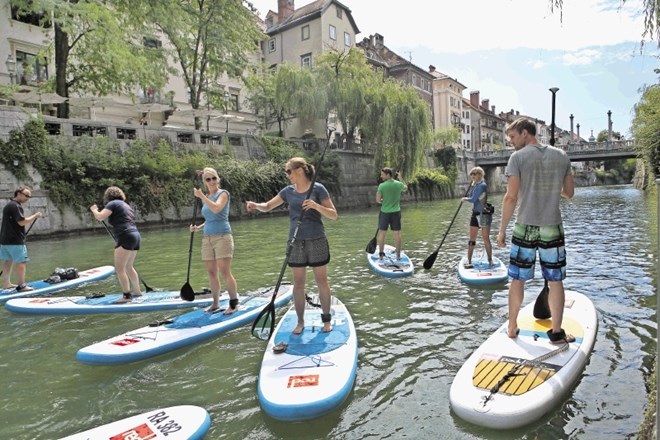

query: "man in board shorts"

left=0, top=186, right=43, bottom=291
left=376, top=167, right=407, bottom=261
left=496, top=118, right=575, bottom=344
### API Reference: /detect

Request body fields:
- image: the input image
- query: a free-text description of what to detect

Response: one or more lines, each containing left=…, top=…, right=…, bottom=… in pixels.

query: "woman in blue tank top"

left=190, top=167, right=238, bottom=313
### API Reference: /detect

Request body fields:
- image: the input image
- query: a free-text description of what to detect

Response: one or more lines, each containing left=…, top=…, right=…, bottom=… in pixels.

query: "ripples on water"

left=0, top=185, right=655, bottom=439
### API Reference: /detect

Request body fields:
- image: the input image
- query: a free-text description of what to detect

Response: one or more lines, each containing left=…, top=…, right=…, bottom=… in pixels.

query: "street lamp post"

left=549, top=87, right=559, bottom=146
left=223, top=90, right=230, bottom=133
left=5, top=54, right=16, bottom=85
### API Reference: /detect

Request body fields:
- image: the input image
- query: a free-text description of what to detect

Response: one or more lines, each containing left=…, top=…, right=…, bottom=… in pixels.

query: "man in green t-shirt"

left=376, top=167, right=407, bottom=260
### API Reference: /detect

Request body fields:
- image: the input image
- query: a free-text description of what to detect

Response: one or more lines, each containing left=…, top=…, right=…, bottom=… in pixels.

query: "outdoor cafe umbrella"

left=175, top=108, right=226, bottom=129
left=11, top=89, right=67, bottom=113
left=136, top=102, right=172, bottom=124
left=68, top=96, right=118, bottom=120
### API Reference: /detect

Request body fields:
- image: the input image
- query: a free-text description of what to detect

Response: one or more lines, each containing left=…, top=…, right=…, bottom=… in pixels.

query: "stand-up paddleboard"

left=450, top=290, right=597, bottom=430
left=59, top=405, right=210, bottom=440
left=5, top=289, right=217, bottom=314
left=77, top=285, right=294, bottom=365
left=367, top=244, right=413, bottom=277
left=0, top=266, right=115, bottom=303
left=258, top=295, right=358, bottom=421
left=457, top=256, right=508, bottom=285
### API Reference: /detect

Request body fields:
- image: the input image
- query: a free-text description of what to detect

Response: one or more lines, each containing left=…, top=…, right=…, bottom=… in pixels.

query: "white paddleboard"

left=59, top=405, right=210, bottom=440
left=367, top=244, right=413, bottom=277
left=77, top=285, right=294, bottom=365
left=450, top=289, right=598, bottom=430
left=0, top=266, right=115, bottom=303
left=457, top=256, right=508, bottom=285
left=5, top=289, right=217, bottom=314
left=258, top=295, right=358, bottom=421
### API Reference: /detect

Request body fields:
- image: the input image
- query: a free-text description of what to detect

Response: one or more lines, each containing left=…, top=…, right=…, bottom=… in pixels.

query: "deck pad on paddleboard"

left=0, top=265, right=115, bottom=303
left=258, top=295, right=358, bottom=421
left=76, top=285, right=294, bottom=365
left=5, top=289, right=217, bottom=314
left=450, top=290, right=597, bottom=430
left=457, top=256, right=508, bottom=285
left=367, top=244, right=413, bottom=277
left=59, top=405, right=210, bottom=440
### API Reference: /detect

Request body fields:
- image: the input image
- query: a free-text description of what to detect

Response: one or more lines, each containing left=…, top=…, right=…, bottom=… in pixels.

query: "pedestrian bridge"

left=465, top=140, right=637, bottom=167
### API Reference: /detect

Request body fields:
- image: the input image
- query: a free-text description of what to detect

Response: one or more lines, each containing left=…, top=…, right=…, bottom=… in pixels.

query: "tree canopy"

left=11, top=0, right=171, bottom=118
left=245, top=49, right=432, bottom=178
left=632, top=83, right=660, bottom=176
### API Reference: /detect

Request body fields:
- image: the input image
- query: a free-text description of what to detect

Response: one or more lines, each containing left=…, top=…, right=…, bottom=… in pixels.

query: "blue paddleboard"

left=0, top=265, right=115, bottom=303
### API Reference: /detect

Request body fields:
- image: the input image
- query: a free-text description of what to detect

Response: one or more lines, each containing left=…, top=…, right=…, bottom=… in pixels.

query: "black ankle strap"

left=321, top=313, right=332, bottom=323
left=229, top=298, right=239, bottom=309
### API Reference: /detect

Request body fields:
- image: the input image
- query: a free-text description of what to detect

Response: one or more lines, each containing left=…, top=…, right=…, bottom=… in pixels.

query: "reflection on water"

left=0, top=185, right=655, bottom=439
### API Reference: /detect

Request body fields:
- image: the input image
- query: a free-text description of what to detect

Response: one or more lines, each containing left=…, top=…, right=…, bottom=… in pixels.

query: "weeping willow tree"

left=315, top=49, right=432, bottom=178
left=245, top=48, right=432, bottom=178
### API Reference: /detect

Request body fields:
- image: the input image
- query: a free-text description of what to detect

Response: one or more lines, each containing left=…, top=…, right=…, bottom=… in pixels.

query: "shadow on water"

left=0, top=185, right=655, bottom=439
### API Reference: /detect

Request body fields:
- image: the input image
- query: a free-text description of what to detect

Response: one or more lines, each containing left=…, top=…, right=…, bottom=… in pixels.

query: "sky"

left=248, top=0, right=659, bottom=137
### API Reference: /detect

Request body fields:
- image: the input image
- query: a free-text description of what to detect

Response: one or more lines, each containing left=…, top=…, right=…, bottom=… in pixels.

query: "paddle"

left=533, top=279, right=552, bottom=319
left=180, top=187, right=200, bottom=301
left=365, top=228, right=378, bottom=254
left=251, top=126, right=336, bottom=341
left=423, top=182, right=474, bottom=270
left=0, top=218, right=38, bottom=278
left=100, top=220, right=154, bottom=292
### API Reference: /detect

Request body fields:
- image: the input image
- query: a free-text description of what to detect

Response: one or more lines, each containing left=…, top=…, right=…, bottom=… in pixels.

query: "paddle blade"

left=533, top=284, right=552, bottom=319
left=180, top=282, right=195, bottom=302
left=251, top=304, right=275, bottom=340
left=365, top=237, right=377, bottom=254
left=423, top=251, right=438, bottom=270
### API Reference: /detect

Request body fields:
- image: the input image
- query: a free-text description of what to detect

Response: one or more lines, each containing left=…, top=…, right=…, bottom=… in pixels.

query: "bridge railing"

left=464, top=140, right=636, bottom=163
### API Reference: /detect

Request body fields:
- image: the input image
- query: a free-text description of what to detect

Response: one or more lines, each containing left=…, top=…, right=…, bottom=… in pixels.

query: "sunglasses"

left=285, top=169, right=294, bottom=175
left=21, top=192, right=31, bottom=198
left=470, top=173, right=479, bottom=176
left=205, top=176, right=218, bottom=182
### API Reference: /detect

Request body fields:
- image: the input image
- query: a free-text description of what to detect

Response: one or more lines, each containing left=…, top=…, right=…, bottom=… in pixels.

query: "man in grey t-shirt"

left=496, top=118, right=575, bottom=344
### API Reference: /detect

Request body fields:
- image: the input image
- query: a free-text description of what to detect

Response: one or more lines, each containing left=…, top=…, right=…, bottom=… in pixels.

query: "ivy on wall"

left=0, top=117, right=342, bottom=219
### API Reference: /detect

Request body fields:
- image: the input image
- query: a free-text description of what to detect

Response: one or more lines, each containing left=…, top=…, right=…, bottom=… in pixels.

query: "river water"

left=0, top=185, right=655, bottom=439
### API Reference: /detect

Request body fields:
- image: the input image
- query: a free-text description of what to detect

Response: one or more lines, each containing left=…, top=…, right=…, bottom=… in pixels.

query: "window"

left=143, top=37, right=162, bottom=49
left=73, top=125, right=107, bottom=137
left=329, top=25, right=336, bottom=40
left=268, top=38, right=276, bottom=53
left=344, top=32, right=351, bottom=47
left=301, top=53, right=312, bottom=69
left=117, top=128, right=137, bottom=140
left=336, top=6, right=343, bottom=19
left=177, top=132, right=193, bottom=143
left=16, top=51, right=48, bottom=85
left=301, top=25, right=310, bottom=41
left=11, top=5, right=50, bottom=27
left=229, top=94, right=239, bottom=112
left=44, top=123, right=61, bottom=135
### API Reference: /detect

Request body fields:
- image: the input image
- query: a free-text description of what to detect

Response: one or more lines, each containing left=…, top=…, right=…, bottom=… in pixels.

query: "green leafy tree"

left=10, top=0, right=170, bottom=118
left=132, top=0, right=264, bottom=129
left=433, top=127, right=461, bottom=148
left=632, top=83, right=660, bottom=176
left=596, top=129, right=622, bottom=142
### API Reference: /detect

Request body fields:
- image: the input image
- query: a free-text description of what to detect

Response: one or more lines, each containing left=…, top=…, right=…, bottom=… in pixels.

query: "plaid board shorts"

left=508, top=223, right=566, bottom=282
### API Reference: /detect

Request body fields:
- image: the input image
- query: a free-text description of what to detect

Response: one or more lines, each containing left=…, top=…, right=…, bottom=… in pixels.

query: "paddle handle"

left=185, top=197, right=199, bottom=283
